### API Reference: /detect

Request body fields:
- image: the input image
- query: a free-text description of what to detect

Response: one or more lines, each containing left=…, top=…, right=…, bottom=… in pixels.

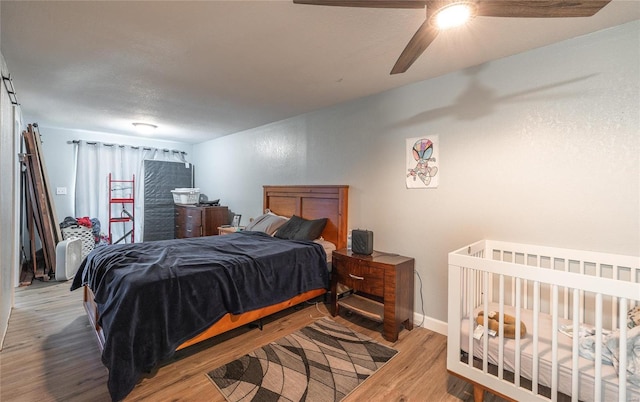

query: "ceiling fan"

left=292, top=0, right=613, bottom=74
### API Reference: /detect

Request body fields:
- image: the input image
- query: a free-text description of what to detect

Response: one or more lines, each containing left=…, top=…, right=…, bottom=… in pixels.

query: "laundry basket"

left=171, top=188, right=200, bottom=205
left=61, top=225, right=95, bottom=258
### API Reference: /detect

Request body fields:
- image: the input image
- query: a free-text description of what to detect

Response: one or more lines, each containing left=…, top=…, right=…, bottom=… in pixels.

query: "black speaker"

left=351, top=229, right=373, bottom=255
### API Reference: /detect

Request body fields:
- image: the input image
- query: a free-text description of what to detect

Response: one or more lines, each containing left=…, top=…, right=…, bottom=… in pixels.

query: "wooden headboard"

left=263, top=185, right=349, bottom=250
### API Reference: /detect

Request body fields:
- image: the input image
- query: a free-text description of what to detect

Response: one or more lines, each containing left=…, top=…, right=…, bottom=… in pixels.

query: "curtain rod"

left=69, top=139, right=187, bottom=155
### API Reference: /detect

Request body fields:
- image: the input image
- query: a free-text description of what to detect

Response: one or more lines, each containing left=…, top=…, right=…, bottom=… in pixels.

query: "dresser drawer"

left=175, top=205, right=229, bottom=238
left=183, top=210, right=202, bottom=225
left=334, top=258, right=384, bottom=297
left=180, top=222, right=201, bottom=237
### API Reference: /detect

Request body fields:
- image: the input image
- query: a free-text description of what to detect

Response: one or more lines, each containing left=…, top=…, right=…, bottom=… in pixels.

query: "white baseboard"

left=414, top=312, right=448, bottom=336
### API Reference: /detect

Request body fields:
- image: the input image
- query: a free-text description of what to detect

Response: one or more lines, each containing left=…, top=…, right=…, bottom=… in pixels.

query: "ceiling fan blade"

left=293, top=0, right=426, bottom=8
left=476, top=1, right=612, bottom=18
left=391, top=19, right=438, bottom=74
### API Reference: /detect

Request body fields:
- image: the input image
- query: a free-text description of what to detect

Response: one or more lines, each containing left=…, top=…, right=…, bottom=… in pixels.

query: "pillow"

left=244, top=212, right=288, bottom=235
left=274, top=215, right=328, bottom=241
left=243, top=213, right=268, bottom=231
left=628, top=306, right=640, bottom=329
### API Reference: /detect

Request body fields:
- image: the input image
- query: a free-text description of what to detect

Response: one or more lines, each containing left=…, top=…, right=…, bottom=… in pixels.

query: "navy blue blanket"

left=70, top=231, right=328, bottom=401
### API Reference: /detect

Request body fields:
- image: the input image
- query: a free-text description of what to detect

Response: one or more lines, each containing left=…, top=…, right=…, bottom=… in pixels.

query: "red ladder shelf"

left=108, top=173, right=135, bottom=244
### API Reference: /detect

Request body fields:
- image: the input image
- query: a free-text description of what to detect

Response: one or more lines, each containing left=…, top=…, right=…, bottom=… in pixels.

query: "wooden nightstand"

left=331, top=248, right=414, bottom=342
left=217, top=226, right=245, bottom=235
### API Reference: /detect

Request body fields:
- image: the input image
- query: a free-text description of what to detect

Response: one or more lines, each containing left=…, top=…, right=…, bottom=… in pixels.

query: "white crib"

left=447, top=240, right=640, bottom=402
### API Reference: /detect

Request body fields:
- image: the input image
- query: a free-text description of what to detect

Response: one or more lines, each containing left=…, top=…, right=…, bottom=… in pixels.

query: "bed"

left=71, top=184, right=348, bottom=401
left=447, top=240, right=640, bottom=402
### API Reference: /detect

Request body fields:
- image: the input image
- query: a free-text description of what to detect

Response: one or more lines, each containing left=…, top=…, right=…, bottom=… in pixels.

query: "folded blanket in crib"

left=578, top=325, right=640, bottom=386
left=578, top=332, right=614, bottom=365
left=606, top=326, right=640, bottom=386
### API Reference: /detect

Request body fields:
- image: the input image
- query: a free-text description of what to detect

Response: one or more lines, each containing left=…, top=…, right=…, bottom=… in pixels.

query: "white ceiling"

left=1, top=0, right=639, bottom=144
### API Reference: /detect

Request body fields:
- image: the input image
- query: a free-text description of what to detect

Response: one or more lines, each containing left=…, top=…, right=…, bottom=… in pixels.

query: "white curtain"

left=73, top=141, right=188, bottom=243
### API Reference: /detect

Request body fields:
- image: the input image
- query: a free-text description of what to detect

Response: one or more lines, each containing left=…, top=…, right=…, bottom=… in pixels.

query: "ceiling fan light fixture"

left=433, top=2, right=475, bottom=30
left=132, top=122, right=157, bottom=134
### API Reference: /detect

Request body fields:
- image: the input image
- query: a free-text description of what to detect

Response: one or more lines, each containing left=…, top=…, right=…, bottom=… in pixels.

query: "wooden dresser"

left=174, top=205, right=230, bottom=238
left=331, top=249, right=414, bottom=342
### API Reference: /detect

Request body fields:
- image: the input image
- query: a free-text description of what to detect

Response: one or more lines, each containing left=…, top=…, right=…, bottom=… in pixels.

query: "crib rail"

left=447, top=240, right=640, bottom=402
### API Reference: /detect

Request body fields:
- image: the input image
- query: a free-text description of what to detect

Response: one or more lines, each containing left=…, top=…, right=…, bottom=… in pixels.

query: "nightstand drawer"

left=335, top=259, right=384, bottom=297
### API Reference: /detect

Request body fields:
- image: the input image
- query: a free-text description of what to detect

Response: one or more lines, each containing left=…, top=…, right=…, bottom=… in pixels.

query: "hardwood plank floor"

left=0, top=280, right=504, bottom=401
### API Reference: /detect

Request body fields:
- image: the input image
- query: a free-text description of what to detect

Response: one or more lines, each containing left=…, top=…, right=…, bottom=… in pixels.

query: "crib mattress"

left=460, top=303, right=640, bottom=402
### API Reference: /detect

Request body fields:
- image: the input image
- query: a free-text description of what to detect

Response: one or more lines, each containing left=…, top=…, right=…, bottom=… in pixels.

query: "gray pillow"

left=244, top=213, right=288, bottom=235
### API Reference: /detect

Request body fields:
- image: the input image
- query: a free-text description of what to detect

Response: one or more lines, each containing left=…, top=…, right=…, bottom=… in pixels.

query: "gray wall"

left=192, top=22, right=640, bottom=331
left=0, top=51, right=22, bottom=348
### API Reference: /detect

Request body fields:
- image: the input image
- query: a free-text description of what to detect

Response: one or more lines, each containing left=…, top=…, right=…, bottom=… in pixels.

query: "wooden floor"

left=0, top=280, right=505, bottom=402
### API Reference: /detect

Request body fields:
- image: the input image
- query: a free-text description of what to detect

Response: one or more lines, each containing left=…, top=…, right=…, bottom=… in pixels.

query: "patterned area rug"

left=206, top=317, right=398, bottom=402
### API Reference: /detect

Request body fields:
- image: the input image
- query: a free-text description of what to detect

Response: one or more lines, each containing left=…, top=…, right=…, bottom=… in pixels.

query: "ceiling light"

left=433, top=2, right=475, bottom=30
left=132, top=122, right=157, bottom=134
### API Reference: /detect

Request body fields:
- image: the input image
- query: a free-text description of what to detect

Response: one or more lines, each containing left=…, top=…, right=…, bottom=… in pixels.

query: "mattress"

left=314, top=237, right=336, bottom=264
left=460, top=303, right=640, bottom=402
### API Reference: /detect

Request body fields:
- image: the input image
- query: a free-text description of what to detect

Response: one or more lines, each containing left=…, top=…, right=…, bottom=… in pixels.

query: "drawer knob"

left=348, top=273, right=364, bottom=280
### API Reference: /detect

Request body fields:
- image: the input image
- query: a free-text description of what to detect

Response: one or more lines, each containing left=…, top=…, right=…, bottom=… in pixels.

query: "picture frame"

left=232, top=214, right=241, bottom=228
